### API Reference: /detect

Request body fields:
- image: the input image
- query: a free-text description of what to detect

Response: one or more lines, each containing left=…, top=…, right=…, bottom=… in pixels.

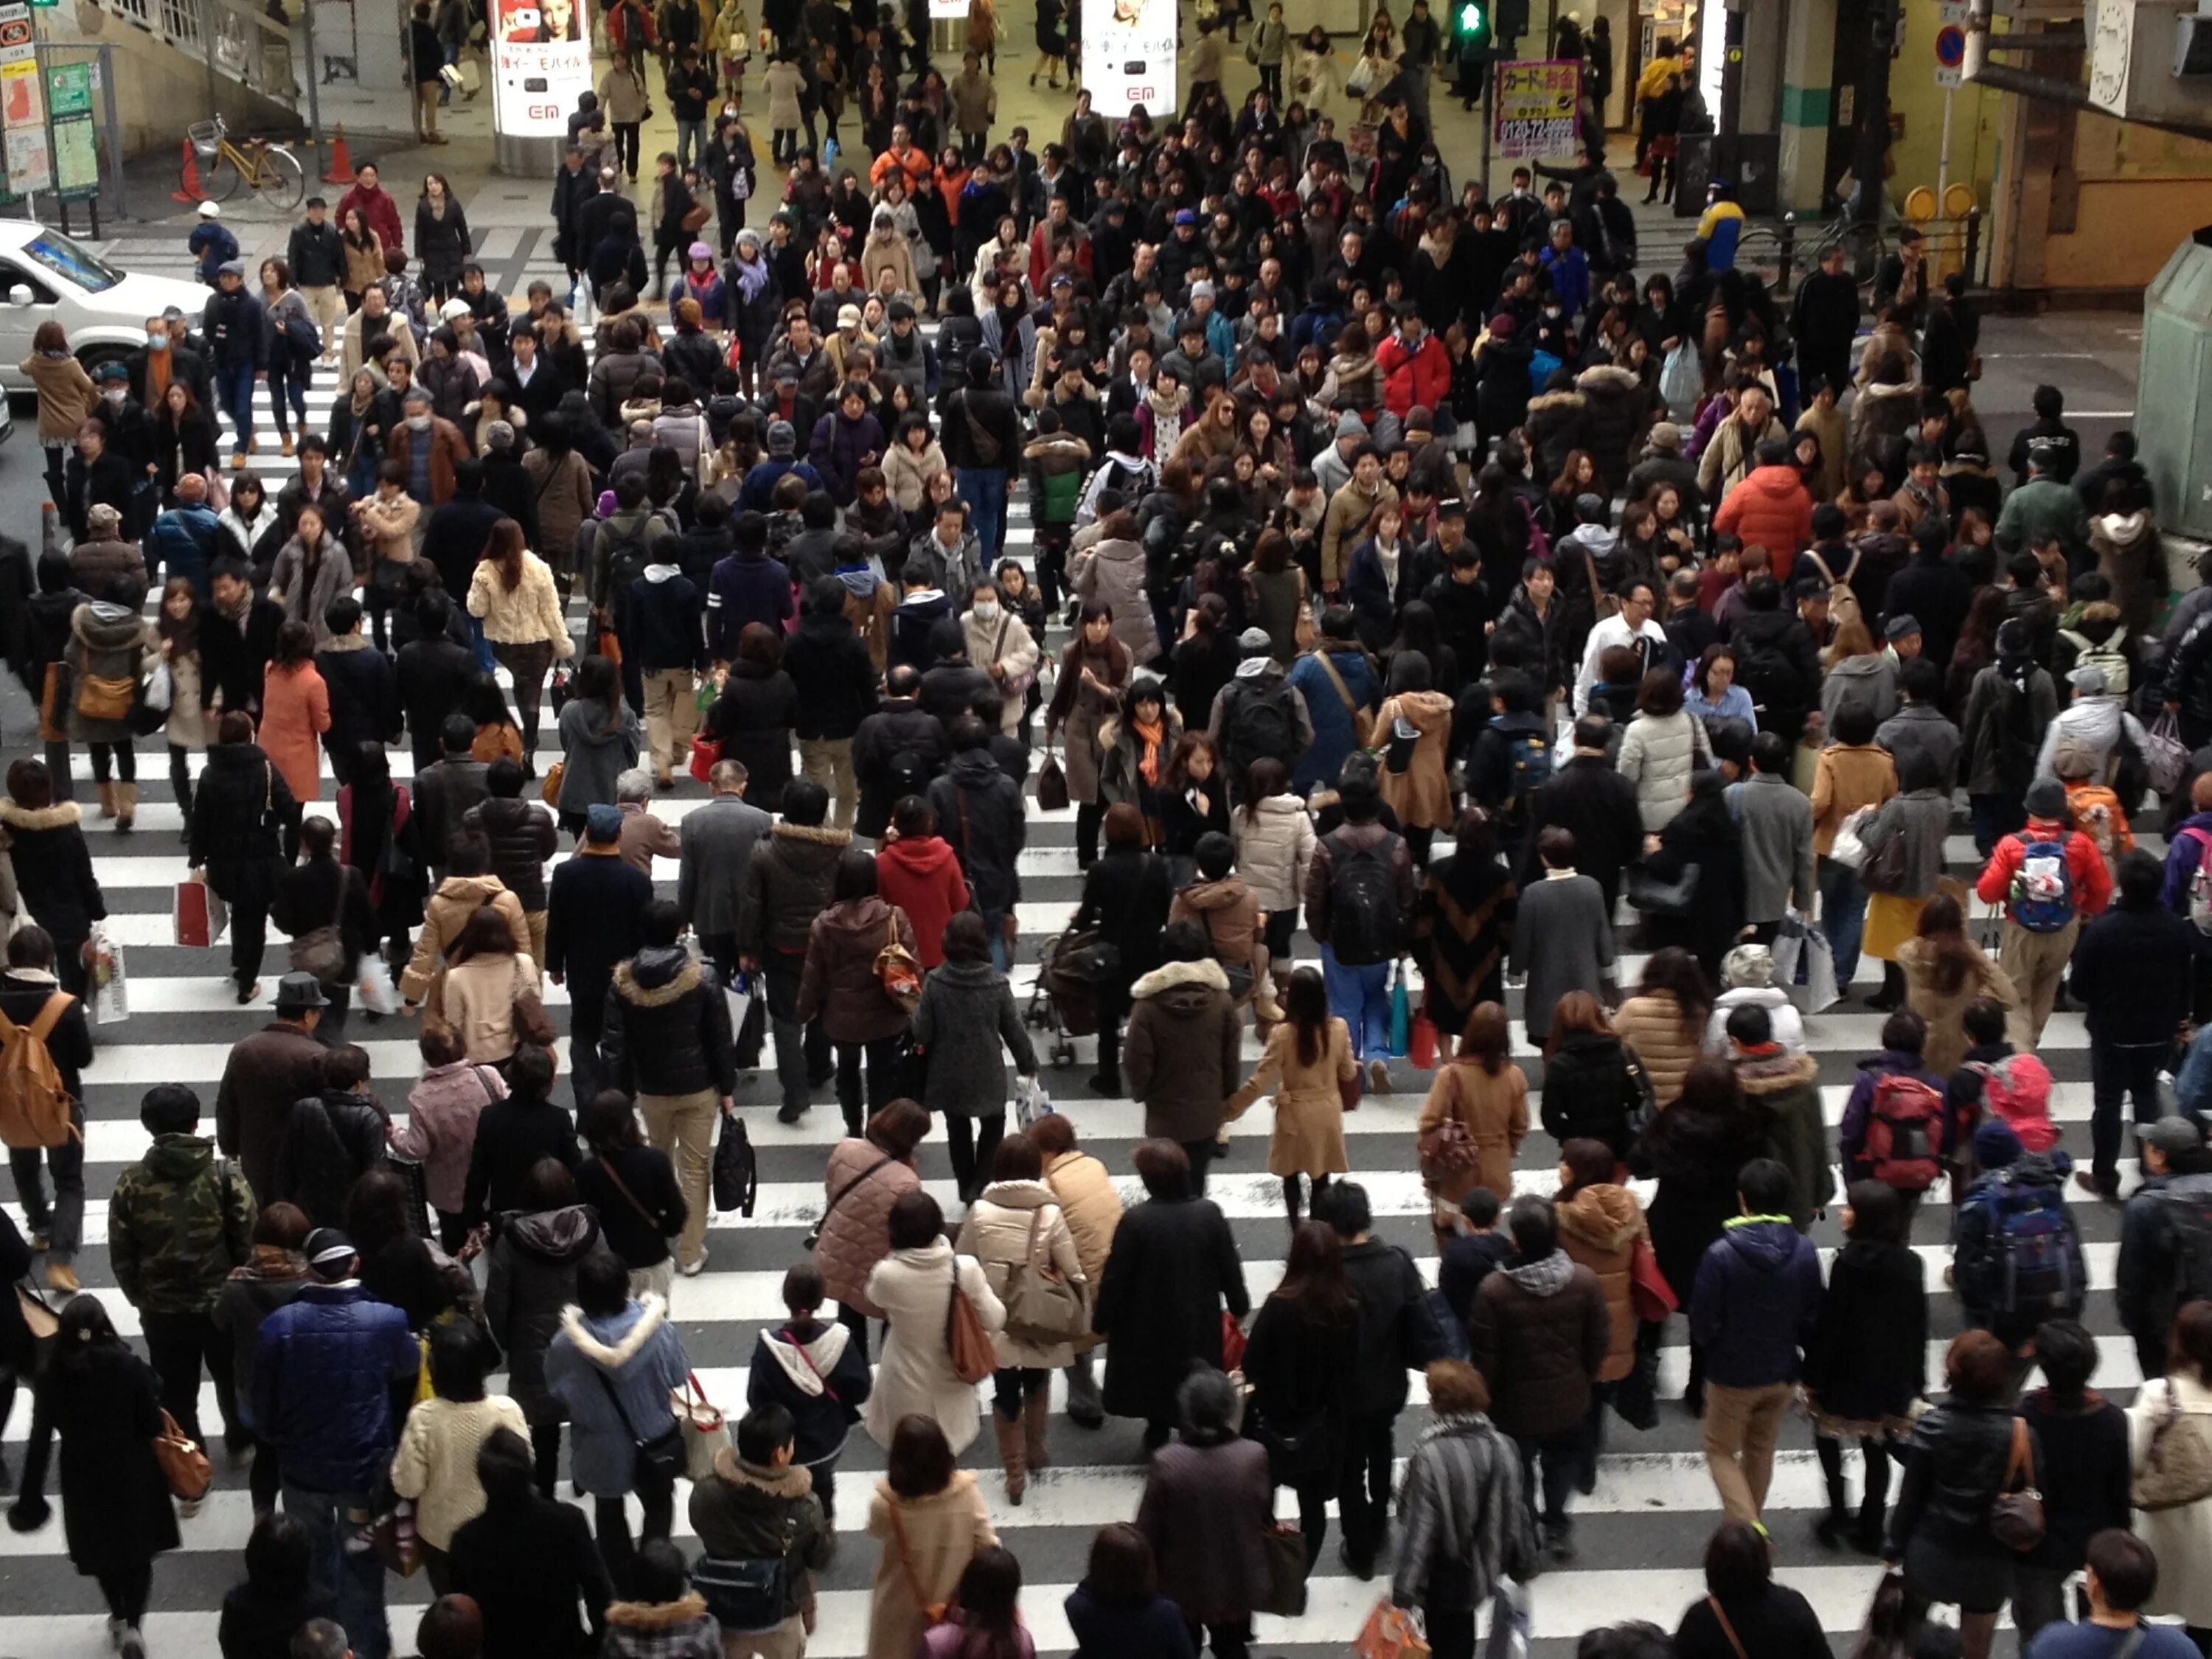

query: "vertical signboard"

left=1490, top=56, right=1578, bottom=158
left=489, top=0, right=594, bottom=139
left=1082, top=0, right=1177, bottom=118
left=47, top=60, right=94, bottom=201
left=0, top=4, right=46, bottom=196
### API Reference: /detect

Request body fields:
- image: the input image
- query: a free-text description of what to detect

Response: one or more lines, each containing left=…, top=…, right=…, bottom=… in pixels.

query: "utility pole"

left=1851, top=0, right=1899, bottom=223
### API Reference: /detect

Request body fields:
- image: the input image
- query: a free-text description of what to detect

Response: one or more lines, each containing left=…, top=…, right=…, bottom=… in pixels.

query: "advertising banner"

left=1492, top=56, right=1579, bottom=158
left=490, top=0, right=594, bottom=139
left=1081, top=0, right=1177, bottom=118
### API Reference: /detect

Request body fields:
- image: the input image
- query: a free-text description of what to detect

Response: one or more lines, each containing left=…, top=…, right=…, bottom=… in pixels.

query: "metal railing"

left=1737, top=207, right=1988, bottom=297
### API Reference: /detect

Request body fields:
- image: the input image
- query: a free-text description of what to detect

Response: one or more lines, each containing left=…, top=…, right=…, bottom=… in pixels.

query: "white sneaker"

left=678, top=1256, right=706, bottom=1277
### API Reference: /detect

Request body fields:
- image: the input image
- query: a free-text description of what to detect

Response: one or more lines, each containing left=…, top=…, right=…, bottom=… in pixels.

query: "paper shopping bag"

left=88, top=931, right=129, bottom=1025
left=174, top=880, right=213, bottom=948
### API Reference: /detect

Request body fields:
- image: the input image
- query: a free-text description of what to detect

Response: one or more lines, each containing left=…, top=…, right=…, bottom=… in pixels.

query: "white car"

left=0, top=220, right=207, bottom=399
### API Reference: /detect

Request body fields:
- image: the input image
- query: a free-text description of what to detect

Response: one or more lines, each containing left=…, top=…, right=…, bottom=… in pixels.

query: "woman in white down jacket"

left=955, top=1133, right=1086, bottom=1505
left=1615, top=667, right=1714, bottom=831
left=2127, top=1301, right=2212, bottom=1639
left=863, top=1189, right=1005, bottom=1458
left=1232, top=755, right=1318, bottom=1016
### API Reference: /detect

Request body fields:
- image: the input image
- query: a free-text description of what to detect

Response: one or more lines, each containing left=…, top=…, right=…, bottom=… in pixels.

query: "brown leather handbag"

left=945, top=1256, right=996, bottom=1384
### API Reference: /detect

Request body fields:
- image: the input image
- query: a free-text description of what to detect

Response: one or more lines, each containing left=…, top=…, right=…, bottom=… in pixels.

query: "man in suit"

left=677, top=759, right=773, bottom=985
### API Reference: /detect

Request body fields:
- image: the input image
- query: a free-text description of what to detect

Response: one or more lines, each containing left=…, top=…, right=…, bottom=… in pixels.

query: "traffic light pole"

left=1852, top=0, right=1899, bottom=223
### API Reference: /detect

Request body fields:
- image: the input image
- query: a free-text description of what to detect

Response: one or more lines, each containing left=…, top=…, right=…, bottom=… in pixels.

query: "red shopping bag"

left=1630, top=1235, right=1679, bottom=1321
left=173, top=879, right=221, bottom=947
left=1220, top=1309, right=1248, bottom=1372
left=689, top=733, right=723, bottom=782
left=1408, top=1013, right=1439, bottom=1069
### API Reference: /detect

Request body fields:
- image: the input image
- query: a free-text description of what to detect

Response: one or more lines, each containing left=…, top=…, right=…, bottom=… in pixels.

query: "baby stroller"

left=1025, top=925, right=1119, bottom=1068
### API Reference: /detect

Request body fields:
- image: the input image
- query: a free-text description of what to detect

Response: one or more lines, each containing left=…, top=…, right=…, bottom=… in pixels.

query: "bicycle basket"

left=188, top=120, right=223, bottom=159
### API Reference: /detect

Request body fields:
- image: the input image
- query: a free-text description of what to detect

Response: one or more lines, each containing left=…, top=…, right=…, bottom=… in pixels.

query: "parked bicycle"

left=182, top=115, right=305, bottom=212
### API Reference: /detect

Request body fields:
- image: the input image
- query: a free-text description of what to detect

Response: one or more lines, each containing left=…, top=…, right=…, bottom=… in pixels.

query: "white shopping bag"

left=724, top=970, right=753, bottom=1043
left=86, top=929, right=128, bottom=1025
left=357, top=959, right=399, bottom=1017
left=1013, top=1074, right=1050, bottom=1128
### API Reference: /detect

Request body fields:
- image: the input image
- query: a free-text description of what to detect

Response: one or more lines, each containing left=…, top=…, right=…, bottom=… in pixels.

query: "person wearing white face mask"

left=961, top=576, right=1039, bottom=738
left=383, top=385, right=467, bottom=516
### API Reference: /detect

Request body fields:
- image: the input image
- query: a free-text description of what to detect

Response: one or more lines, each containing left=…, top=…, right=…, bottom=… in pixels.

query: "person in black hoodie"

left=851, top=663, right=948, bottom=839
left=742, top=1260, right=870, bottom=1525
left=218, top=1512, right=337, bottom=1659
left=544, top=805, right=655, bottom=1108
left=313, top=598, right=397, bottom=791
left=785, top=577, right=880, bottom=833
left=462, top=758, right=560, bottom=967
left=2011, top=1318, right=2132, bottom=1648
left=1801, top=1178, right=1925, bottom=1553
left=574, top=1088, right=686, bottom=1298
left=599, top=898, right=737, bottom=1277
left=274, top=1043, right=390, bottom=1229
left=192, top=711, right=298, bottom=1004
left=447, top=1427, right=612, bottom=1655
left=622, top=540, right=707, bottom=789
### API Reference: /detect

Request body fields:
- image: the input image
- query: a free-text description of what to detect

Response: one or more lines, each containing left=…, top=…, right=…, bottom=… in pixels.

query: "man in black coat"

left=940, top=349, right=1023, bottom=567
left=850, top=664, right=947, bottom=840
left=1789, top=243, right=1861, bottom=400
left=418, top=458, right=507, bottom=601
left=192, top=728, right=301, bottom=1005
left=782, top=576, right=879, bottom=832
left=313, top=597, right=399, bottom=790
left=1517, top=714, right=1643, bottom=914
left=928, top=718, right=1026, bottom=964
left=393, top=593, right=477, bottom=771
left=411, top=714, right=493, bottom=880
left=1882, top=520, right=1975, bottom=672
left=544, top=804, right=655, bottom=1107
left=200, top=561, right=284, bottom=720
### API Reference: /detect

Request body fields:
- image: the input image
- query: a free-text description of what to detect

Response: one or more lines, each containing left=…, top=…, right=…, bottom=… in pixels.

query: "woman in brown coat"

left=1043, top=602, right=1133, bottom=868
left=23, top=321, right=94, bottom=510
left=1896, top=894, right=2024, bottom=1078
left=1225, top=964, right=1354, bottom=1223
left=1376, top=651, right=1458, bottom=864
left=863, top=1415, right=998, bottom=1659
left=796, top=849, right=920, bottom=1138
left=1613, top=947, right=1713, bottom=1109
left=1416, top=1002, right=1529, bottom=1219
left=1032, top=1113, right=1122, bottom=1427
left=1554, top=1135, right=1646, bottom=1485
left=814, top=1099, right=928, bottom=1355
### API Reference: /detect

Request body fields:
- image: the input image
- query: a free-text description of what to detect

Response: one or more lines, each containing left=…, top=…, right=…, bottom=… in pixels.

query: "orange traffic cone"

left=321, top=123, right=352, bottom=185
left=173, top=136, right=204, bottom=204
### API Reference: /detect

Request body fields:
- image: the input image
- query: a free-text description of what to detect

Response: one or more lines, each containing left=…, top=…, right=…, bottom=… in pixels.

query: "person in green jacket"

left=1725, top=1004, right=1833, bottom=1232
left=1995, top=451, right=2091, bottom=565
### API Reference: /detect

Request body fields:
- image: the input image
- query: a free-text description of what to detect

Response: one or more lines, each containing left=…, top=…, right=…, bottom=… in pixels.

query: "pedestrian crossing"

left=12, top=327, right=2174, bottom=1658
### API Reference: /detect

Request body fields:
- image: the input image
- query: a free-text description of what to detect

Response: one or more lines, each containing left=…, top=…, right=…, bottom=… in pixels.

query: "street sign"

left=45, top=61, right=89, bottom=116
left=1935, top=21, right=1964, bottom=86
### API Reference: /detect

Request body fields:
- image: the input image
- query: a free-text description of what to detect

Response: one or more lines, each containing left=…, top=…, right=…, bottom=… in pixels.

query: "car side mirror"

left=7, top=285, right=30, bottom=307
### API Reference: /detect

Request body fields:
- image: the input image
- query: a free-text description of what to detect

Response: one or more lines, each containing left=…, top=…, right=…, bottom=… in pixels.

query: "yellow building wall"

left=1884, top=0, right=2004, bottom=209
left=2041, top=115, right=2212, bottom=287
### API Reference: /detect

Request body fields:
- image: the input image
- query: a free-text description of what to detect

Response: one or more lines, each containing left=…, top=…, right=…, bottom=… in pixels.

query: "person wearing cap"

left=202, top=260, right=268, bottom=469
left=189, top=198, right=241, bottom=288
left=1952, top=1115, right=2084, bottom=1362
left=2034, top=656, right=2148, bottom=790
left=251, top=1224, right=421, bottom=1659
left=66, top=501, right=147, bottom=605
left=2118, top=1114, right=2212, bottom=1374
left=1974, top=777, right=2114, bottom=1045
left=2069, top=847, right=2202, bottom=1201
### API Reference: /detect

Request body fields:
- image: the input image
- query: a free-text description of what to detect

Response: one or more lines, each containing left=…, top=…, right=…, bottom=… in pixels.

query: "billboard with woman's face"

left=1082, top=0, right=1179, bottom=117
left=493, top=0, right=592, bottom=137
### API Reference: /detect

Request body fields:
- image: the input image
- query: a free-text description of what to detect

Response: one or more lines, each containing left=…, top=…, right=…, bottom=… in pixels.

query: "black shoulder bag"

left=591, top=1362, right=685, bottom=1488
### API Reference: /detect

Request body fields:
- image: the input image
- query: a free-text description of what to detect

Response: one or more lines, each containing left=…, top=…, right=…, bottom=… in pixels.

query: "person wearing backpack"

left=2115, top=1117, right=2212, bottom=1380
left=1951, top=1118, right=2085, bottom=1365
left=0, top=925, right=94, bottom=1294
left=1464, top=672, right=1555, bottom=866
left=2067, top=848, right=2199, bottom=1201
left=1837, top=1009, right=1950, bottom=1216
left=1975, top=779, right=2114, bottom=1046
left=1209, top=630, right=1312, bottom=807
left=1304, top=768, right=1417, bottom=1096
left=1961, top=620, right=2059, bottom=858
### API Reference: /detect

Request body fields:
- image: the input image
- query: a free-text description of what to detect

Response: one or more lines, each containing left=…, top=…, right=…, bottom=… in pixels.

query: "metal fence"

left=1734, top=209, right=1989, bottom=298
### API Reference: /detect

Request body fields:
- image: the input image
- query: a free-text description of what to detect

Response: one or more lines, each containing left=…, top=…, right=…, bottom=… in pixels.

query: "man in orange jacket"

left=1975, top=777, right=2115, bottom=1043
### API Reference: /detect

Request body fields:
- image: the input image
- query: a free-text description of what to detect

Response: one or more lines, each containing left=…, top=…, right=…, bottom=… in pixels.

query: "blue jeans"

left=956, top=466, right=1007, bottom=567
left=282, top=1481, right=388, bottom=1659
left=1818, top=855, right=1867, bottom=990
left=675, top=117, right=706, bottom=171
left=1321, top=944, right=1391, bottom=1059
left=217, top=362, right=257, bottom=456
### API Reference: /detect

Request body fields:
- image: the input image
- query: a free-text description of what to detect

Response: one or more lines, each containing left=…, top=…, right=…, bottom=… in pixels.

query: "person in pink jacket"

left=392, top=1024, right=507, bottom=1251
left=813, top=1098, right=928, bottom=1355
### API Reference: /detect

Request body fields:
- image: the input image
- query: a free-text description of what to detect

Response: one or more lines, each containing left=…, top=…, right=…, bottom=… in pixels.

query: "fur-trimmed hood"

left=613, top=947, right=701, bottom=1004
left=1576, top=364, right=1641, bottom=396
left=1556, top=1183, right=1645, bottom=1253
left=1131, top=956, right=1231, bottom=1004
left=708, top=1444, right=817, bottom=1493
left=772, top=821, right=852, bottom=848
left=1524, top=389, right=1585, bottom=416
left=604, top=1593, right=712, bottom=1632
left=0, top=799, right=81, bottom=832
left=557, top=1291, right=669, bottom=1370
left=1734, top=1047, right=1820, bottom=1096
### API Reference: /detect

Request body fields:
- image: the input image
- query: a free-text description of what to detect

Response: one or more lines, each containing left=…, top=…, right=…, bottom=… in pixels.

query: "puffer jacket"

left=0, top=800, right=104, bottom=945
left=1615, top=709, right=1713, bottom=831
left=400, top=874, right=530, bottom=1004
left=1520, top=388, right=1587, bottom=480
left=544, top=1293, right=692, bottom=1496
left=740, top=821, right=851, bottom=956
left=1554, top=1184, right=1644, bottom=1382
left=601, top=945, right=737, bottom=1099
left=1229, top=793, right=1318, bottom=913
left=484, top=1204, right=621, bottom=1425
left=1613, top=990, right=1703, bottom=1108
left=460, top=796, right=560, bottom=914
left=1123, top=958, right=1243, bottom=1144
left=1734, top=1047, right=1833, bottom=1230
left=796, top=895, right=916, bottom=1044
left=1575, top=364, right=1649, bottom=490
left=1043, top=1150, right=1122, bottom=1303
left=1688, top=1215, right=1823, bottom=1388
left=600, top=1593, right=720, bottom=1659
left=276, top=1088, right=392, bottom=1228
left=1713, top=462, right=1815, bottom=557
left=1536, top=1030, right=1647, bottom=1161
left=1167, top=877, right=1264, bottom=1000
left=689, top=1449, right=832, bottom=1621
left=813, top=1137, right=921, bottom=1318
left=1889, top=1399, right=2032, bottom=1561
left=1071, top=536, right=1161, bottom=667
left=250, top=1281, right=422, bottom=1493
left=65, top=601, right=156, bottom=745
left=956, top=1178, right=1088, bottom=1368
left=1467, top=1248, right=1610, bottom=1439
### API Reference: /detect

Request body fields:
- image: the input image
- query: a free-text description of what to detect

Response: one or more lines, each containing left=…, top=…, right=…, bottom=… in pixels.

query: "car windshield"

left=16, top=229, right=121, bottom=293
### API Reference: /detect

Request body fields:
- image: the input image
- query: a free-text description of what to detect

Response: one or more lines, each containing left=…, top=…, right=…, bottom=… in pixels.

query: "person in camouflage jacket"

left=107, top=1083, right=255, bottom=1453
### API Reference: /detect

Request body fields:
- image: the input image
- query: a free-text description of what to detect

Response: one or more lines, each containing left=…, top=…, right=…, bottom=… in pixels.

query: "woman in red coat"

left=875, top=795, right=972, bottom=970
left=257, top=621, right=330, bottom=850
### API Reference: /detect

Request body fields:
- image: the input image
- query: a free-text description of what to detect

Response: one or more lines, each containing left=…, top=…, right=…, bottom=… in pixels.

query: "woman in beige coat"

left=1032, top=1113, right=1121, bottom=1427
left=1375, top=653, right=1456, bottom=858
left=1415, top=1002, right=1528, bottom=1216
left=399, top=853, right=531, bottom=1006
left=1225, top=965, right=1354, bottom=1224
left=24, top=321, right=93, bottom=510
left=864, top=1415, right=997, bottom=1659
left=1231, top=759, right=1318, bottom=1014
left=437, top=905, right=541, bottom=1066
left=953, top=1133, right=1086, bottom=1503
left=2129, top=1303, right=2212, bottom=1638
left=1613, top=947, right=1713, bottom=1109
left=1896, top=894, right=2024, bottom=1078
left=861, top=211, right=919, bottom=300
left=861, top=1189, right=1004, bottom=1458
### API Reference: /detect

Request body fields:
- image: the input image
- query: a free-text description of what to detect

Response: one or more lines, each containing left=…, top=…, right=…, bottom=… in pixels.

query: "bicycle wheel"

left=191, top=146, right=243, bottom=203
left=252, top=144, right=305, bottom=212
left=1735, top=225, right=1784, bottom=285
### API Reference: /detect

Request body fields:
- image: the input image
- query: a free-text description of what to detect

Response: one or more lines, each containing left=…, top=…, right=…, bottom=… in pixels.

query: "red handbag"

left=1408, top=1013, right=1439, bottom=1069
left=1629, top=1234, right=1678, bottom=1322
left=1220, top=1309, right=1248, bottom=1371
left=689, top=732, right=723, bottom=782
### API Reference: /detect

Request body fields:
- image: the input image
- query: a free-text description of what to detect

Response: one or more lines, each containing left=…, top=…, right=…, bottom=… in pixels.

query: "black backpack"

left=602, top=522, right=654, bottom=605
left=1736, top=633, right=1803, bottom=714
left=2153, top=1176, right=2212, bottom=1306
left=1228, top=680, right=1301, bottom=770
left=1323, top=827, right=1404, bottom=966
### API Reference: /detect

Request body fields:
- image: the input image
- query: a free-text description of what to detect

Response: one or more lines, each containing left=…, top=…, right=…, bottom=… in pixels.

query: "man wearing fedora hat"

left=215, top=973, right=332, bottom=1205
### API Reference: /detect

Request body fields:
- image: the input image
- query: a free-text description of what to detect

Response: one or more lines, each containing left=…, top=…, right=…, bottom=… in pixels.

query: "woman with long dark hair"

left=1896, top=892, right=2021, bottom=1077
left=336, top=740, right=420, bottom=973
left=1410, top=807, right=1518, bottom=1043
left=1416, top=1002, right=1528, bottom=1219
left=922, top=1545, right=1033, bottom=1659
left=152, top=379, right=220, bottom=497
left=575, top=1089, right=685, bottom=1303
left=268, top=502, right=351, bottom=646
left=1241, top=1220, right=1358, bottom=1568
left=1044, top=601, right=1132, bottom=869
left=1226, top=964, right=1354, bottom=1225
left=864, top=1415, right=998, bottom=1659
left=6, top=1296, right=179, bottom=1657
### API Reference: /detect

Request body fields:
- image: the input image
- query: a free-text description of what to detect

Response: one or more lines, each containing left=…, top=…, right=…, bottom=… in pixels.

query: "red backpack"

left=1864, top=1072, right=1945, bottom=1191
left=1969, top=1052, right=2059, bottom=1152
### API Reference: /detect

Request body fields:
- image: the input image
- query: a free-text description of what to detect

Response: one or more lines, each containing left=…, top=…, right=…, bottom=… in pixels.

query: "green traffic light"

left=1458, top=1, right=1481, bottom=27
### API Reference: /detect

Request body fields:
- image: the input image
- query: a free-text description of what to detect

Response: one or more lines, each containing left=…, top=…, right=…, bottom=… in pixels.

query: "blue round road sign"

left=1935, top=24, right=1966, bottom=65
